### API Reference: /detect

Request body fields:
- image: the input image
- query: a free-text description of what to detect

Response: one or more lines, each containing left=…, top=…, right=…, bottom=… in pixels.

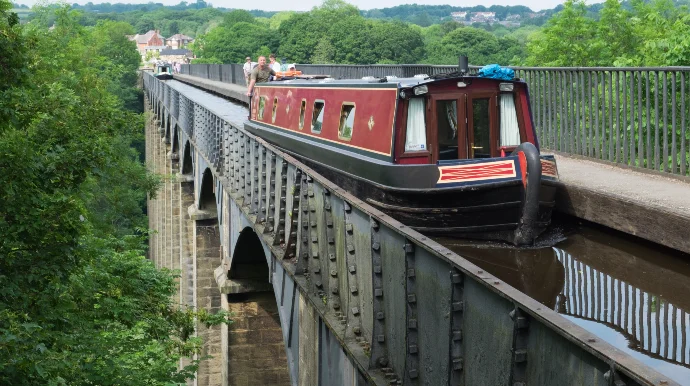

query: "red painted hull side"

left=252, top=85, right=398, bottom=156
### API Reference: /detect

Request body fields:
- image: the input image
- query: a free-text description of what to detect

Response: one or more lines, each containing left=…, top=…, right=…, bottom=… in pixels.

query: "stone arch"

left=229, top=227, right=269, bottom=281
left=164, top=115, right=171, bottom=142
left=172, top=125, right=180, bottom=154
left=225, top=226, right=290, bottom=384
left=181, top=141, right=193, bottom=175
left=199, top=168, right=216, bottom=212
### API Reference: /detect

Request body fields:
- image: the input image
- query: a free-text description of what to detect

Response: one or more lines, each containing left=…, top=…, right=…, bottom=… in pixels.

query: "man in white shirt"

left=269, top=54, right=281, bottom=72
left=243, top=56, right=253, bottom=85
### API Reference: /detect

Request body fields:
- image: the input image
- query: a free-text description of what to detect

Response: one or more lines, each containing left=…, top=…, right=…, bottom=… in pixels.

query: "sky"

left=13, top=0, right=606, bottom=12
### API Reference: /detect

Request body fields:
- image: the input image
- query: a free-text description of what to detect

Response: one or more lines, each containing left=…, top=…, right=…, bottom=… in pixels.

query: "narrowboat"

left=244, top=65, right=559, bottom=245
left=154, top=62, right=173, bottom=80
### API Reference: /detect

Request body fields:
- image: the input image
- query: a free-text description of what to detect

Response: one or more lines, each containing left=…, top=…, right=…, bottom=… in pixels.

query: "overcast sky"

left=14, top=0, right=606, bottom=12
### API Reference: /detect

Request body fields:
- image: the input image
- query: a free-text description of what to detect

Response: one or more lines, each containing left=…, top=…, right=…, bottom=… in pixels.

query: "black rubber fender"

left=511, top=142, right=542, bottom=245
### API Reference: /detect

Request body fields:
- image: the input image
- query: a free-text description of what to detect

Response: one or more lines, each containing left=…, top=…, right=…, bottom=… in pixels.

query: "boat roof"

left=257, top=73, right=524, bottom=89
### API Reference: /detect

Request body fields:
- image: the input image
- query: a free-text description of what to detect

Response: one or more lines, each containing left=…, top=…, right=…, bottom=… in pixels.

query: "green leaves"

left=524, top=0, right=690, bottom=67
left=0, top=1, right=227, bottom=384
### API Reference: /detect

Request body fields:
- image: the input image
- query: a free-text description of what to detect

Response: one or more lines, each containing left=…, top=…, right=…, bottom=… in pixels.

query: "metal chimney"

left=458, top=56, right=469, bottom=75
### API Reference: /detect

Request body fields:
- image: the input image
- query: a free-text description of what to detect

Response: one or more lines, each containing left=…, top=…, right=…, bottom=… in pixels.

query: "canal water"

left=178, top=81, right=690, bottom=384
left=435, top=215, right=690, bottom=385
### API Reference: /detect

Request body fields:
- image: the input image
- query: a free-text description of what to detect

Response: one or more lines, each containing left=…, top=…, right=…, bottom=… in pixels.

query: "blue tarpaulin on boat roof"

left=478, top=64, right=514, bottom=81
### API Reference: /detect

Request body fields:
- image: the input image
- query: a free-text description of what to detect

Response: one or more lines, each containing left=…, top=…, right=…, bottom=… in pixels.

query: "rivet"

left=514, top=349, right=527, bottom=363
left=408, top=345, right=417, bottom=354
left=372, top=242, right=380, bottom=251
left=452, top=301, right=464, bottom=312
left=374, top=288, right=383, bottom=297
left=353, top=326, right=361, bottom=335
left=409, top=369, right=418, bottom=379
left=376, top=311, right=384, bottom=320
left=352, top=307, right=360, bottom=316
left=408, top=319, right=417, bottom=329
left=407, top=269, right=415, bottom=278
left=452, top=330, right=462, bottom=341
left=350, top=286, right=358, bottom=294
left=407, top=294, right=416, bottom=303
left=453, top=358, right=464, bottom=371
left=374, top=265, right=382, bottom=274
left=349, top=265, right=356, bottom=274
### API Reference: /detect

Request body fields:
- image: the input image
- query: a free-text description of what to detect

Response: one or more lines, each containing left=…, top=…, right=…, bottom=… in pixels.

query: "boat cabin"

left=250, top=74, right=537, bottom=167
left=395, top=76, right=536, bottom=165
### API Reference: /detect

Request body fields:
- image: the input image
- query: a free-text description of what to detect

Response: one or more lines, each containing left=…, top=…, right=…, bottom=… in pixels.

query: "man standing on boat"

left=246, top=55, right=275, bottom=96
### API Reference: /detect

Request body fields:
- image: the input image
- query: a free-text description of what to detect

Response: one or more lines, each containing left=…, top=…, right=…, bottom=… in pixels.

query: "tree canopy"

left=0, top=2, right=228, bottom=384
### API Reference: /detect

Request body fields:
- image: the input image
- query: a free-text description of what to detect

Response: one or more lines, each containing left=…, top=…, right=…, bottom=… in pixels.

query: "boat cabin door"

left=428, top=93, right=499, bottom=162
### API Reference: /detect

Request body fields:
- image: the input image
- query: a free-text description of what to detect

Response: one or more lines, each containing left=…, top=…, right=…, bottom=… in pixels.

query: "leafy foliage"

left=0, top=2, right=229, bottom=384
left=524, top=0, right=690, bottom=67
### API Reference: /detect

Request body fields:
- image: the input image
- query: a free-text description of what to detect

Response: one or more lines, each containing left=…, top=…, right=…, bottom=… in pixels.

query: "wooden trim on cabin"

left=337, top=102, right=356, bottom=142
left=511, top=91, right=528, bottom=143
left=467, top=91, right=499, bottom=158
left=396, top=98, right=432, bottom=162
left=311, top=99, right=325, bottom=134
left=298, top=99, right=306, bottom=130
left=457, top=94, right=468, bottom=159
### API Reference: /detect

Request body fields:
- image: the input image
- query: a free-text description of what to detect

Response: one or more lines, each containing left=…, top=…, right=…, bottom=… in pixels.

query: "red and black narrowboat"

left=244, top=68, right=559, bottom=245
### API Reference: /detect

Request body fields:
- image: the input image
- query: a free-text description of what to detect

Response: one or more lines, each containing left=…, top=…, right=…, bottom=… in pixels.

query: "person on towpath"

left=243, top=56, right=253, bottom=85
left=246, top=56, right=275, bottom=96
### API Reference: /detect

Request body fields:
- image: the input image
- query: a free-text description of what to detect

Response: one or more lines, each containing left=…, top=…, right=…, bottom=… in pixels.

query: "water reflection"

left=437, top=223, right=690, bottom=385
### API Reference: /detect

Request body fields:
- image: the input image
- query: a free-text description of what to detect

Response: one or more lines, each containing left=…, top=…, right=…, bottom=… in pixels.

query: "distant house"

left=470, top=12, right=497, bottom=24
left=450, top=11, right=467, bottom=22
left=159, top=48, right=194, bottom=64
left=165, top=34, right=194, bottom=49
left=144, top=45, right=168, bottom=60
left=129, top=30, right=165, bottom=52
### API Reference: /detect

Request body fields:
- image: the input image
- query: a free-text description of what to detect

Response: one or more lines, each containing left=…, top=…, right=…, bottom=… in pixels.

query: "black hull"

left=244, top=121, right=557, bottom=245
left=300, top=156, right=557, bottom=245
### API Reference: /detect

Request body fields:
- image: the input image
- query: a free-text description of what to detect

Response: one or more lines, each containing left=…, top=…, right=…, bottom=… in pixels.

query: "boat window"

left=258, top=96, right=266, bottom=120
left=499, top=93, right=521, bottom=146
left=312, top=100, right=325, bottom=133
left=436, top=99, right=459, bottom=160
left=405, top=98, right=427, bottom=152
left=299, top=99, right=306, bottom=129
left=338, top=103, right=355, bottom=140
left=272, top=97, right=278, bottom=123
left=471, top=98, right=491, bottom=158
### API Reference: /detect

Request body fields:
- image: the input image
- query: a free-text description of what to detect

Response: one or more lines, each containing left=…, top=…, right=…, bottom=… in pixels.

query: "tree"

left=0, top=3, right=229, bottom=384
left=221, top=9, right=254, bottom=28
left=312, top=39, right=336, bottom=63
left=371, top=20, right=425, bottom=64
left=524, top=0, right=598, bottom=66
left=134, top=18, right=154, bottom=33
left=197, top=22, right=276, bottom=63
left=169, top=19, right=179, bottom=34
left=425, top=26, right=519, bottom=65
